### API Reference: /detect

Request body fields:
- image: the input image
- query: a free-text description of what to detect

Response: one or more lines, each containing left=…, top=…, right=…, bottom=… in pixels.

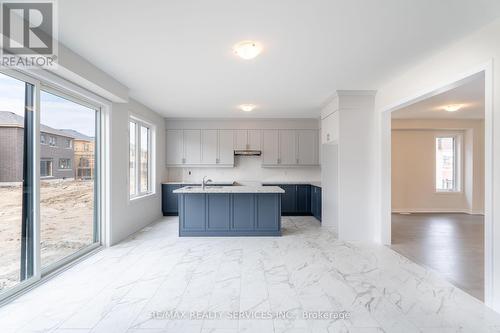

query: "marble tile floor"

left=1, top=216, right=500, bottom=333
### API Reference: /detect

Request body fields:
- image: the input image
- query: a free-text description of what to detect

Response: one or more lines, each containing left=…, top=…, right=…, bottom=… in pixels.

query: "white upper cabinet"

left=247, top=130, right=261, bottom=150
left=297, top=129, right=318, bottom=165
left=218, top=130, right=234, bottom=165
left=234, top=130, right=247, bottom=150
left=166, top=129, right=183, bottom=165
left=166, top=127, right=318, bottom=167
left=201, top=129, right=218, bottom=164
left=322, top=111, right=339, bottom=144
left=234, top=129, right=261, bottom=150
left=262, top=130, right=279, bottom=165
left=279, top=130, right=297, bottom=165
left=183, top=130, right=201, bottom=164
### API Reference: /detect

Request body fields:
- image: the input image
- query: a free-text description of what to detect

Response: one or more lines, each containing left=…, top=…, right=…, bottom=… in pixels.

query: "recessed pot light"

left=239, top=104, right=256, bottom=112
left=443, top=104, right=463, bottom=112
left=233, top=40, right=262, bottom=60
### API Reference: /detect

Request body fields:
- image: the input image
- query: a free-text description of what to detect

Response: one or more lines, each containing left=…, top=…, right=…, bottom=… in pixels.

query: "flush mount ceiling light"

left=443, top=104, right=463, bottom=112
left=233, top=40, right=262, bottom=60
left=239, top=104, right=257, bottom=112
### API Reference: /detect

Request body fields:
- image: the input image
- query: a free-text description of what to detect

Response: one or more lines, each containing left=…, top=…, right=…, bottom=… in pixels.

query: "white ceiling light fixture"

left=239, top=104, right=257, bottom=112
left=443, top=104, right=463, bottom=112
left=233, top=40, right=262, bottom=60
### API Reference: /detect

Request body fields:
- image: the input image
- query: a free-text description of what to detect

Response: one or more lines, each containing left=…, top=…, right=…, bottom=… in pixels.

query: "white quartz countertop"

left=163, top=181, right=235, bottom=185
left=173, top=185, right=284, bottom=194
left=261, top=181, right=322, bottom=188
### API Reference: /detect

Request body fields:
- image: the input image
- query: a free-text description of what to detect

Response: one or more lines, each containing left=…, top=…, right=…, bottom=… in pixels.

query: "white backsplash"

left=166, top=155, right=320, bottom=184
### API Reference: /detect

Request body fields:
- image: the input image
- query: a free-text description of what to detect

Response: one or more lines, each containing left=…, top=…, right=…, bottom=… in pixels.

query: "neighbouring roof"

left=0, top=111, right=75, bottom=138
left=59, top=129, right=94, bottom=142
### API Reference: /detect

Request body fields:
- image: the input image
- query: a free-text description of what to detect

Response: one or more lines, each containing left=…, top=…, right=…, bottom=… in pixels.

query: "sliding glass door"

left=0, top=70, right=101, bottom=300
left=39, top=89, right=99, bottom=270
left=0, top=72, right=36, bottom=295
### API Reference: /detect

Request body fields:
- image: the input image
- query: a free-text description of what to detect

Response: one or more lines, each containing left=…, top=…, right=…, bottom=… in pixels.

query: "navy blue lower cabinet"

left=318, top=188, right=322, bottom=221
left=162, top=184, right=182, bottom=216
left=178, top=193, right=281, bottom=236
left=280, top=185, right=297, bottom=214
left=311, top=185, right=322, bottom=222
left=256, top=194, right=281, bottom=231
left=180, top=194, right=206, bottom=231
left=207, top=194, right=231, bottom=230
left=296, top=185, right=311, bottom=214
left=232, top=194, right=255, bottom=231
left=263, top=184, right=313, bottom=216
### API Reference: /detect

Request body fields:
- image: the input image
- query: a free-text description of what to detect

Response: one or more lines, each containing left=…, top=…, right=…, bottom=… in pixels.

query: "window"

left=40, top=89, right=99, bottom=268
left=0, top=69, right=102, bottom=303
left=129, top=117, right=154, bottom=199
left=140, top=126, right=150, bottom=193
left=79, top=157, right=90, bottom=168
left=129, top=122, right=136, bottom=196
left=0, top=71, right=35, bottom=294
left=40, top=159, right=53, bottom=177
left=58, top=158, right=71, bottom=169
left=64, top=138, right=72, bottom=148
left=48, top=136, right=56, bottom=146
left=435, top=135, right=461, bottom=192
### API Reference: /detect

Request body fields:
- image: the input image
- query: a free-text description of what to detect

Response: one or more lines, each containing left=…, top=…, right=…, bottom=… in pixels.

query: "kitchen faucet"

left=202, top=176, right=213, bottom=190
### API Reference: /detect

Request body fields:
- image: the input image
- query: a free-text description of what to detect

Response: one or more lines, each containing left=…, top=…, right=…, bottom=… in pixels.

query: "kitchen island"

left=173, top=185, right=284, bottom=236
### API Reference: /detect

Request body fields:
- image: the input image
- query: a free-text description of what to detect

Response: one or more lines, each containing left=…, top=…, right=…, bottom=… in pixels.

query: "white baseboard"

left=392, top=208, right=484, bottom=215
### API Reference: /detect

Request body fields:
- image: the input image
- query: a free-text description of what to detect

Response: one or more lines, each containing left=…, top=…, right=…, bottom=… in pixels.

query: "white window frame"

left=0, top=66, right=111, bottom=304
left=129, top=115, right=155, bottom=200
left=64, top=138, right=72, bottom=149
left=58, top=158, right=71, bottom=170
left=48, top=135, right=56, bottom=147
left=435, top=132, right=463, bottom=193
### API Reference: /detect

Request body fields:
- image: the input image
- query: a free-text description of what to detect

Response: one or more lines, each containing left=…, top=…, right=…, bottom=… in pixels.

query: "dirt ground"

left=0, top=180, right=94, bottom=292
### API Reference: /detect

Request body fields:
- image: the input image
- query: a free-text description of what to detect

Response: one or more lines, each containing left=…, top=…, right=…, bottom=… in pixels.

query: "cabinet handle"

left=296, top=158, right=299, bottom=164
left=277, top=158, right=281, bottom=164
left=216, top=158, right=219, bottom=164
left=327, top=133, right=330, bottom=141
left=182, top=158, right=186, bottom=164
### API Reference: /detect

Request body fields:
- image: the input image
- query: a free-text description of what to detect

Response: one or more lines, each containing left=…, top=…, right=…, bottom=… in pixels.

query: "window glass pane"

left=40, top=90, right=97, bottom=268
left=0, top=72, right=34, bottom=292
left=129, top=122, right=136, bottom=196
left=41, top=159, right=53, bottom=177
left=140, top=126, right=149, bottom=193
left=436, top=137, right=455, bottom=191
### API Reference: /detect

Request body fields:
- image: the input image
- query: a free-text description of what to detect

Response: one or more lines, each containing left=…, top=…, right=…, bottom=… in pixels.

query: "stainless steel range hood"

left=234, top=150, right=262, bottom=156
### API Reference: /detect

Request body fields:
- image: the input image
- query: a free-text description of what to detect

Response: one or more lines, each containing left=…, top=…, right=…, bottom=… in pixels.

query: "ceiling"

left=57, top=1, right=500, bottom=118
left=391, top=73, right=485, bottom=119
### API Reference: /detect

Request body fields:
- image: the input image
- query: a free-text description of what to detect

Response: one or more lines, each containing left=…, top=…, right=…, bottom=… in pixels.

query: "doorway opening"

left=389, top=72, right=486, bottom=300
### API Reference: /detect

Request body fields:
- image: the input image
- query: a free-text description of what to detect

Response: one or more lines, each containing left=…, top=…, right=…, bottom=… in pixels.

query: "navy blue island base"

left=177, top=192, right=282, bottom=237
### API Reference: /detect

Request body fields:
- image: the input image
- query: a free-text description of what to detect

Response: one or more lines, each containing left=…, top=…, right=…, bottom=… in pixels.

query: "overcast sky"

left=0, top=73, right=96, bottom=137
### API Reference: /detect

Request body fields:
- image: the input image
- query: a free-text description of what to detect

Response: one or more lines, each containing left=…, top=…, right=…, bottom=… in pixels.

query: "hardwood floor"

left=391, top=213, right=484, bottom=301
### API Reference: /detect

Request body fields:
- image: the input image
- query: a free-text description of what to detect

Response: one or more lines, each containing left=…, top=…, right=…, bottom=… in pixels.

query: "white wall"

left=109, top=99, right=166, bottom=245
left=321, top=144, right=338, bottom=230
left=391, top=119, right=484, bottom=214
left=320, top=92, right=377, bottom=241
left=165, top=118, right=321, bottom=183
left=374, top=18, right=500, bottom=310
